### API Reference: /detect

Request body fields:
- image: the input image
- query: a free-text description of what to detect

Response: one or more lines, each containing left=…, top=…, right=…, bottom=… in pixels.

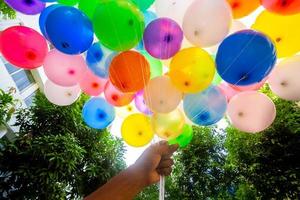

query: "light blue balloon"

left=86, top=42, right=115, bottom=78
left=82, top=97, right=115, bottom=129
left=39, top=0, right=56, bottom=2
left=143, top=10, right=157, bottom=26
left=183, top=86, right=227, bottom=126
left=39, top=4, right=61, bottom=39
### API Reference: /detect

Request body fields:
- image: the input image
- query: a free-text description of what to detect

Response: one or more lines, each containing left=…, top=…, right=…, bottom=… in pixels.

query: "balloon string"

left=159, top=175, right=165, bottom=200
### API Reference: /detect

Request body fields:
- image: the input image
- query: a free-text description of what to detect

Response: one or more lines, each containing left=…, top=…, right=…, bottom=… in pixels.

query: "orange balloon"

left=109, top=51, right=150, bottom=93
left=227, top=0, right=260, bottom=19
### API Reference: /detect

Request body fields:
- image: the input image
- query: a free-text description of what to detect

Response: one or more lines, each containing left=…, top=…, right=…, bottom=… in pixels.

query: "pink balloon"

left=43, top=49, right=88, bottom=86
left=44, top=80, right=81, bottom=106
left=134, top=90, right=152, bottom=115
left=218, top=81, right=240, bottom=101
left=229, top=78, right=267, bottom=92
left=79, top=70, right=107, bottom=96
left=227, top=91, right=276, bottom=133
left=268, top=55, right=300, bottom=101
left=104, top=81, right=135, bottom=107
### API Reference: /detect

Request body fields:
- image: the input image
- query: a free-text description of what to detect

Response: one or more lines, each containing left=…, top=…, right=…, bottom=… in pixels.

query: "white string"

left=159, top=175, right=165, bottom=200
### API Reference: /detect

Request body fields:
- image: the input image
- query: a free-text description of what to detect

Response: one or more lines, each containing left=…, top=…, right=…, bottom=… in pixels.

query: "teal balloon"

left=130, top=0, right=154, bottom=11
left=183, top=86, right=227, bottom=126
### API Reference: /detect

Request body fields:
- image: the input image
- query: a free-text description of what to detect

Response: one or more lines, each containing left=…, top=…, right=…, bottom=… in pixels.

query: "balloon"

left=45, top=6, right=94, bottom=55
left=39, top=4, right=61, bottom=39
left=43, top=49, right=88, bottom=87
left=109, top=51, right=150, bottom=93
left=4, top=0, right=45, bottom=15
left=141, top=51, right=163, bottom=79
left=144, top=76, right=183, bottom=113
left=169, top=47, right=215, bottom=93
left=183, top=0, right=232, bottom=47
left=168, top=124, right=193, bottom=148
left=151, top=109, right=185, bottom=140
left=218, top=81, right=240, bottom=101
left=134, top=90, right=152, bottom=115
left=0, top=26, right=48, bottom=69
left=143, top=18, right=183, bottom=59
left=58, top=0, right=79, bottom=6
left=104, top=81, right=135, bottom=107
left=116, top=103, right=139, bottom=119
left=40, top=0, right=56, bottom=2
left=93, top=0, right=144, bottom=51
left=155, top=0, right=194, bottom=24
left=261, top=0, right=300, bottom=15
left=229, top=78, right=267, bottom=92
left=227, top=91, right=276, bottom=133
left=78, top=0, right=102, bottom=19
left=44, top=80, right=81, bottom=106
left=121, top=113, right=154, bottom=147
left=227, top=0, right=260, bottom=19
left=86, top=42, right=115, bottom=78
left=216, top=30, right=277, bottom=86
left=252, top=11, right=300, bottom=58
left=212, top=72, right=222, bottom=85
left=79, top=70, right=107, bottom=96
left=268, top=55, right=300, bottom=101
left=183, top=86, right=227, bottom=126
left=143, top=10, right=157, bottom=26
left=130, top=0, right=154, bottom=11
left=82, top=97, right=115, bottom=129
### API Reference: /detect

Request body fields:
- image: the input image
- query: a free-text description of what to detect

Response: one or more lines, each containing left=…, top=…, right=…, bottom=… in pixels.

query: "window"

left=24, top=90, right=37, bottom=107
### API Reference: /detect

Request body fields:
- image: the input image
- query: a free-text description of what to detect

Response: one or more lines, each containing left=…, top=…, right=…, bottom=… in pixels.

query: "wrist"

left=129, top=163, right=149, bottom=188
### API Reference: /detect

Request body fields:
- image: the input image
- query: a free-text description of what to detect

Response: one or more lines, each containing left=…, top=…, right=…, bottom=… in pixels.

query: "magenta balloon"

left=134, top=90, right=152, bottom=115
left=43, top=49, right=88, bottom=87
left=79, top=70, right=107, bottom=96
left=227, top=91, right=276, bottom=133
left=5, top=0, right=46, bottom=15
left=143, top=18, right=183, bottom=59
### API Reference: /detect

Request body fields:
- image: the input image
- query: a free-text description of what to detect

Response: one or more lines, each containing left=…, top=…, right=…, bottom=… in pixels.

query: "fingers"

left=158, top=158, right=174, bottom=168
left=157, top=167, right=172, bottom=176
left=153, top=141, right=179, bottom=157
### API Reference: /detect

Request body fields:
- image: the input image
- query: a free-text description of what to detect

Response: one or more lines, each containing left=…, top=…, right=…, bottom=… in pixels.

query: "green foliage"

left=0, top=92, right=126, bottom=199
left=0, top=88, right=17, bottom=125
left=0, top=0, right=16, bottom=19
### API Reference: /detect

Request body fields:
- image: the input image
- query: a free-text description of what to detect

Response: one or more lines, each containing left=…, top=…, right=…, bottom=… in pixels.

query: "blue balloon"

left=39, top=4, right=61, bottom=38
left=82, top=97, right=115, bottom=129
left=143, top=10, right=157, bottom=26
left=39, top=0, right=56, bottom=2
left=183, top=86, right=227, bottom=126
left=216, top=30, right=277, bottom=86
left=45, top=6, right=94, bottom=55
left=135, top=40, right=144, bottom=51
left=86, top=42, right=116, bottom=78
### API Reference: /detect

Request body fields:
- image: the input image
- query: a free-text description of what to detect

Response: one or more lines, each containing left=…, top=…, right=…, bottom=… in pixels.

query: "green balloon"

left=168, top=124, right=193, bottom=148
left=130, top=0, right=155, bottom=11
left=58, top=0, right=79, bottom=6
left=93, top=0, right=145, bottom=51
left=78, top=0, right=104, bottom=19
left=141, top=51, right=163, bottom=79
left=212, top=72, right=222, bottom=85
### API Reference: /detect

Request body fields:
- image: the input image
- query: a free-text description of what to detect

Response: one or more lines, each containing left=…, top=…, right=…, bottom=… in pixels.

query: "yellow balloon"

left=121, top=113, right=154, bottom=147
left=151, top=109, right=185, bottom=140
left=169, top=47, right=215, bottom=93
left=252, top=11, right=300, bottom=58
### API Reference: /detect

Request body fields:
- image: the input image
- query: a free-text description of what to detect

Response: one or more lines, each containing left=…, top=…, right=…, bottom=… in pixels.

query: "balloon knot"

left=92, top=82, right=99, bottom=88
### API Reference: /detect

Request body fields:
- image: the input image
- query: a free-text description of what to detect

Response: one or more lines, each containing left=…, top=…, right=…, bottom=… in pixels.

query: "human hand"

left=132, top=141, right=178, bottom=186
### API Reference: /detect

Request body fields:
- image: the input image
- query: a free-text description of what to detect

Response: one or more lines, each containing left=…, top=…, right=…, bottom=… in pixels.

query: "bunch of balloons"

left=1, top=0, right=300, bottom=148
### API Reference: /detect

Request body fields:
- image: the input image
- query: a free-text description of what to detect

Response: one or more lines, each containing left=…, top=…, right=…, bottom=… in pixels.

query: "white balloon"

left=268, top=55, right=300, bottom=101
left=44, top=80, right=81, bottom=106
left=155, top=0, right=194, bottom=24
left=183, top=0, right=232, bottom=47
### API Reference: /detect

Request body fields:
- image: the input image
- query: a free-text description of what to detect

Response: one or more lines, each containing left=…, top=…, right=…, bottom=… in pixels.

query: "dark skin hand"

left=85, top=141, right=178, bottom=200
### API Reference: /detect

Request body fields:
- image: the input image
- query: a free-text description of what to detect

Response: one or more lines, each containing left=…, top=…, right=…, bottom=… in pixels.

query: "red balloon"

left=0, top=26, right=48, bottom=69
left=109, top=51, right=150, bottom=93
left=261, top=0, right=300, bottom=15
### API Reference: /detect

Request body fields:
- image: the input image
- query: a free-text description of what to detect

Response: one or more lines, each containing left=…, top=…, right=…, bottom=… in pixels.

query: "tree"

left=225, top=87, right=300, bottom=199
left=0, top=0, right=16, bottom=19
left=0, top=92, right=126, bottom=199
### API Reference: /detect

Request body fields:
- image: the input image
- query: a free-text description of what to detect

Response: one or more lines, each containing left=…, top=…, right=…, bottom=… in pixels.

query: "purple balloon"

left=143, top=18, right=183, bottom=59
left=5, top=0, right=45, bottom=15
left=135, top=90, right=152, bottom=115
